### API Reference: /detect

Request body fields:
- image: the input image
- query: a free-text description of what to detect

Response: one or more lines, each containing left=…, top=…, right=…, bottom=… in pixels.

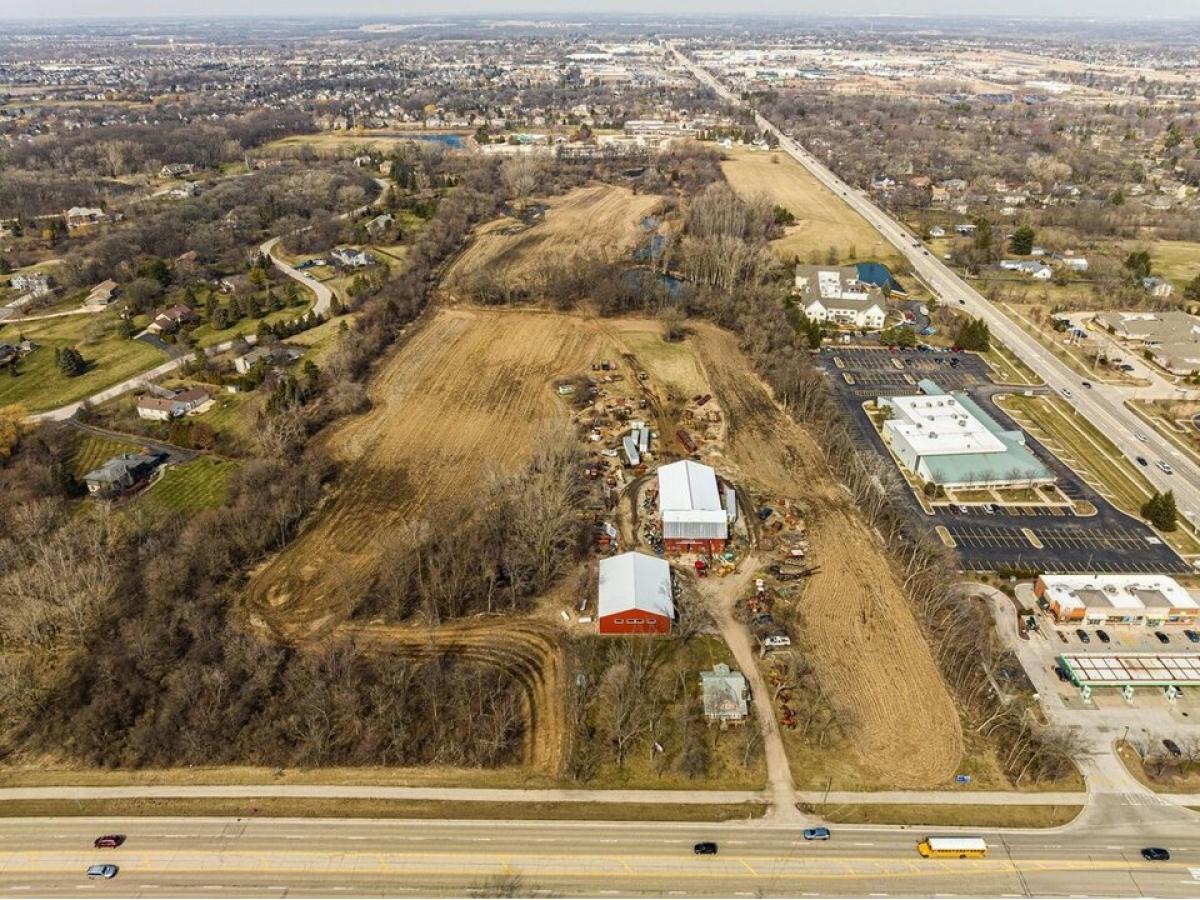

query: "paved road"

left=28, top=335, right=256, bottom=423
left=3, top=815, right=1198, bottom=898
left=674, top=46, right=1200, bottom=529
left=259, top=237, right=334, bottom=318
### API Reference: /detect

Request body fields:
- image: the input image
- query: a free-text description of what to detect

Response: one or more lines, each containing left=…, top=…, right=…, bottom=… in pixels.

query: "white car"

left=1158, top=461, right=1174, bottom=475
left=1136, top=432, right=1148, bottom=442
left=1061, top=388, right=1073, bottom=399
left=86, top=865, right=119, bottom=879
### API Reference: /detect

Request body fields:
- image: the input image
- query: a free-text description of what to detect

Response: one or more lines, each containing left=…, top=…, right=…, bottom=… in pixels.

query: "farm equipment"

left=694, top=559, right=709, bottom=578
left=676, top=428, right=698, bottom=454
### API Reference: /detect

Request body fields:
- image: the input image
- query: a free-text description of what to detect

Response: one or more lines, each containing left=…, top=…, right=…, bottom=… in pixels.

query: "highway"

left=2, top=815, right=1199, bottom=898
left=673, top=47, right=1200, bottom=532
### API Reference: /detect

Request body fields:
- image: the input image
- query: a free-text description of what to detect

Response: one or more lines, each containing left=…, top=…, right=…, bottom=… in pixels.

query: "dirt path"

left=687, top=323, right=964, bottom=788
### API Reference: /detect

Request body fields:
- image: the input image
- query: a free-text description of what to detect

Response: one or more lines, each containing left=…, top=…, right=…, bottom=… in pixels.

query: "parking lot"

left=819, top=346, right=1193, bottom=575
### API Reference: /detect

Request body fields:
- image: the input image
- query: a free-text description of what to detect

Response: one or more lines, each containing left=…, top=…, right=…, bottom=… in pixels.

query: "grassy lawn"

left=807, top=802, right=1082, bottom=828
left=199, top=391, right=266, bottom=453
left=143, top=456, right=237, bottom=512
left=0, top=315, right=168, bottom=412
left=1117, top=740, right=1200, bottom=793
left=0, top=798, right=767, bottom=822
left=70, top=433, right=138, bottom=478
left=999, top=394, right=1200, bottom=556
left=285, top=314, right=354, bottom=367
left=981, top=341, right=1043, bottom=386
left=1149, top=240, right=1200, bottom=290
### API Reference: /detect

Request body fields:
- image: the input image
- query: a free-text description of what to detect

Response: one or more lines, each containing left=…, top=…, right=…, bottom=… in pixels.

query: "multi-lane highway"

left=2, top=815, right=1199, bottom=898
left=673, top=46, right=1200, bottom=530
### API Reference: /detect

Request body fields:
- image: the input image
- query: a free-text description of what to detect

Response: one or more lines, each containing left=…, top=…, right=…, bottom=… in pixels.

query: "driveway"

left=260, top=236, right=334, bottom=317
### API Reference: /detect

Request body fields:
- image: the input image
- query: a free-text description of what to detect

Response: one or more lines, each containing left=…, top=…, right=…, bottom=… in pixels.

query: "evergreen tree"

left=1141, top=491, right=1177, bottom=531
left=1009, top=225, right=1036, bottom=255
left=56, top=347, right=86, bottom=377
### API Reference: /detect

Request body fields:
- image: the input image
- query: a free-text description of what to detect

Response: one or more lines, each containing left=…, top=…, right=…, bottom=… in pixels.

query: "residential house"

left=700, top=663, right=749, bottom=724
left=1143, top=277, right=1175, bottom=298
left=147, top=304, right=198, bottom=334
left=233, top=344, right=302, bottom=374
left=1059, top=256, right=1089, bottom=273
left=160, top=163, right=195, bottom=177
left=330, top=247, right=372, bottom=268
left=85, top=279, right=118, bottom=308
left=83, top=451, right=165, bottom=496
left=927, top=225, right=946, bottom=238
left=365, top=213, right=394, bottom=237
left=597, top=551, right=674, bottom=636
left=793, top=265, right=886, bottom=330
left=135, top=387, right=211, bottom=421
left=63, top=206, right=107, bottom=229
left=9, top=272, right=52, bottom=296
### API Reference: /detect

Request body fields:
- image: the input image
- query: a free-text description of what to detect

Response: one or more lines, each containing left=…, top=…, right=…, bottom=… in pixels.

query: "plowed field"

left=446, top=184, right=660, bottom=289
left=247, top=307, right=606, bottom=638
left=686, top=323, right=963, bottom=788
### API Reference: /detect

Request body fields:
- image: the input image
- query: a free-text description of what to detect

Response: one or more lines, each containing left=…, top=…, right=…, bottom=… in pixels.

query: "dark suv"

left=693, top=842, right=718, bottom=855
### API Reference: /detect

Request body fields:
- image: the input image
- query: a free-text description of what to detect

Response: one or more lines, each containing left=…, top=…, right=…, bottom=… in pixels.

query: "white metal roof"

left=1041, top=573, right=1198, bottom=616
left=657, top=460, right=722, bottom=512
left=882, top=394, right=1005, bottom=457
left=598, top=552, right=674, bottom=619
left=1059, top=653, right=1200, bottom=686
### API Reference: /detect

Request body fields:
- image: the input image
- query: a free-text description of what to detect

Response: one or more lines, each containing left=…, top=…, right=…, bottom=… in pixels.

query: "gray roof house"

left=700, top=663, right=749, bottom=723
left=83, top=451, right=165, bottom=496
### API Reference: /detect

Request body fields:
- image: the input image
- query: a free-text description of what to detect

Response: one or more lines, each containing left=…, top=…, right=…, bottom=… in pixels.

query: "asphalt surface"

left=817, top=346, right=1189, bottom=574
left=673, top=46, right=1200, bottom=529
left=4, top=815, right=1200, bottom=898
left=260, top=236, right=335, bottom=318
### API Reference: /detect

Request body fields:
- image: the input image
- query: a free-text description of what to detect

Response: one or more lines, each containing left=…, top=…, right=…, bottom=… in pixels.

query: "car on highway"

left=93, top=835, right=125, bottom=849
left=1136, top=456, right=1148, bottom=466
left=1185, top=629, right=1200, bottom=644
left=1061, top=388, right=1073, bottom=398
left=1081, top=381, right=1092, bottom=389
left=958, top=299, right=966, bottom=305
left=1135, top=432, right=1148, bottom=442
left=1096, top=629, right=1111, bottom=644
left=1075, top=628, right=1090, bottom=643
left=86, top=865, right=119, bottom=879
left=1163, top=739, right=1183, bottom=758
left=1157, top=461, right=1174, bottom=474
left=803, top=827, right=832, bottom=841
left=693, top=842, right=718, bottom=855
left=1141, top=847, right=1171, bottom=861
left=1155, top=631, right=1171, bottom=644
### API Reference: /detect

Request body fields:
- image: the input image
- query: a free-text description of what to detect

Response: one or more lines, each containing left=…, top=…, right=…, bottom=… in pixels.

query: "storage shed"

left=598, top=551, right=674, bottom=636
left=657, top=460, right=728, bottom=554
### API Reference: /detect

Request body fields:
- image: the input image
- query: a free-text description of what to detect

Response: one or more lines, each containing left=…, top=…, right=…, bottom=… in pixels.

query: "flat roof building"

left=1035, top=573, right=1199, bottom=627
left=1094, top=310, right=1200, bottom=375
left=657, top=460, right=728, bottom=554
left=878, top=381, right=1053, bottom=489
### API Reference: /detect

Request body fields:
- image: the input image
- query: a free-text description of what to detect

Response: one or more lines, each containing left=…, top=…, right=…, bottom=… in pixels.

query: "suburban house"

left=597, top=551, right=674, bottom=636
left=83, top=450, right=166, bottom=496
left=63, top=206, right=108, bottom=229
left=1142, top=276, right=1175, bottom=298
left=1058, top=256, right=1089, bottom=272
left=1035, top=573, right=1199, bottom=627
left=233, top=344, right=303, bottom=375
left=657, top=459, right=728, bottom=554
left=365, top=213, right=394, bottom=237
left=147, top=304, right=198, bottom=334
left=135, top=387, right=211, bottom=421
left=331, top=247, right=372, bottom=268
left=700, top=663, right=749, bottom=724
left=1094, top=310, right=1200, bottom=375
left=9, top=272, right=52, bottom=296
left=999, top=260, right=1052, bottom=280
left=928, top=225, right=946, bottom=238
left=878, top=380, right=1054, bottom=490
left=85, top=279, right=118, bottom=308
left=160, top=163, right=195, bottom=177
left=793, top=265, right=886, bottom=330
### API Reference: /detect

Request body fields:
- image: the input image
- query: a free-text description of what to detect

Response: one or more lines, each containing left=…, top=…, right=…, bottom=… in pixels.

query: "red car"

left=93, top=835, right=125, bottom=849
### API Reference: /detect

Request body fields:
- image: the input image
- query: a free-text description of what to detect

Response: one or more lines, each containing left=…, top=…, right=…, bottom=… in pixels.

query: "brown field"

left=445, top=184, right=661, bottom=290
left=719, top=147, right=903, bottom=267
left=683, top=323, right=964, bottom=788
left=247, top=306, right=609, bottom=637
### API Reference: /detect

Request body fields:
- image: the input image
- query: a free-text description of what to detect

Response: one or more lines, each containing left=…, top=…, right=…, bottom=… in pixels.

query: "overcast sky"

left=0, top=0, right=1196, bottom=18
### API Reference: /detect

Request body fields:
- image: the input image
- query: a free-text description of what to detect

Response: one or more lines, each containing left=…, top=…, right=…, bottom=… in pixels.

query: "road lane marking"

left=740, top=859, right=759, bottom=876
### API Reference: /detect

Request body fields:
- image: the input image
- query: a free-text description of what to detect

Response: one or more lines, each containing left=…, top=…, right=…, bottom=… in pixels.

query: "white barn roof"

left=657, top=461, right=728, bottom=539
left=598, top=552, right=674, bottom=619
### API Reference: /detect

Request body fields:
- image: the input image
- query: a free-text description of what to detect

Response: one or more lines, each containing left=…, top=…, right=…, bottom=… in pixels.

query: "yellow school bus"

left=918, top=836, right=988, bottom=858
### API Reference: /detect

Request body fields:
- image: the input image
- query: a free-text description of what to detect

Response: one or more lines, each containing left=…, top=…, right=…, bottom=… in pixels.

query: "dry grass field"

left=247, top=307, right=610, bottom=638
left=684, top=323, right=964, bottom=788
left=719, top=147, right=903, bottom=268
left=445, top=184, right=661, bottom=291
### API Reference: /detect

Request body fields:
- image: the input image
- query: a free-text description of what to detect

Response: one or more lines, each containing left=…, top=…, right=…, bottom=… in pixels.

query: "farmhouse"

left=657, top=459, right=728, bottom=554
left=878, top=380, right=1053, bottom=489
left=83, top=450, right=165, bottom=496
left=1094, top=311, right=1200, bottom=375
left=1035, top=573, right=1199, bottom=627
left=597, top=551, right=674, bottom=636
left=700, top=663, right=749, bottom=723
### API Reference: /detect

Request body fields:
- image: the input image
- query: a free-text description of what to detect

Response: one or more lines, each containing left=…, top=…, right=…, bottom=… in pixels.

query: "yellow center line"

left=740, top=858, right=759, bottom=876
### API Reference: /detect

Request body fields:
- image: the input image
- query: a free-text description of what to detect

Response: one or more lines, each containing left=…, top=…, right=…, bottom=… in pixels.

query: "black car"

left=1136, top=456, right=1149, bottom=466
left=1185, top=629, right=1200, bottom=644
left=1075, top=628, right=1091, bottom=643
left=1141, top=847, right=1171, bottom=861
left=1096, top=629, right=1111, bottom=644
left=1163, top=739, right=1183, bottom=758
left=693, top=842, right=718, bottom=855
left=1037, top=597, right=1051, bottom=613
left=1053, top=665, right=1070, bottom=683
left=1081, top=381, right=1092, bottom=389
left=1155, top=631, right=1170, bottom=644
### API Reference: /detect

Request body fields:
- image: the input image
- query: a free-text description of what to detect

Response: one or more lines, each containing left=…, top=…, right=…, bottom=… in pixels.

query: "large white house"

left=794, top=265, right=886, bottom=329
